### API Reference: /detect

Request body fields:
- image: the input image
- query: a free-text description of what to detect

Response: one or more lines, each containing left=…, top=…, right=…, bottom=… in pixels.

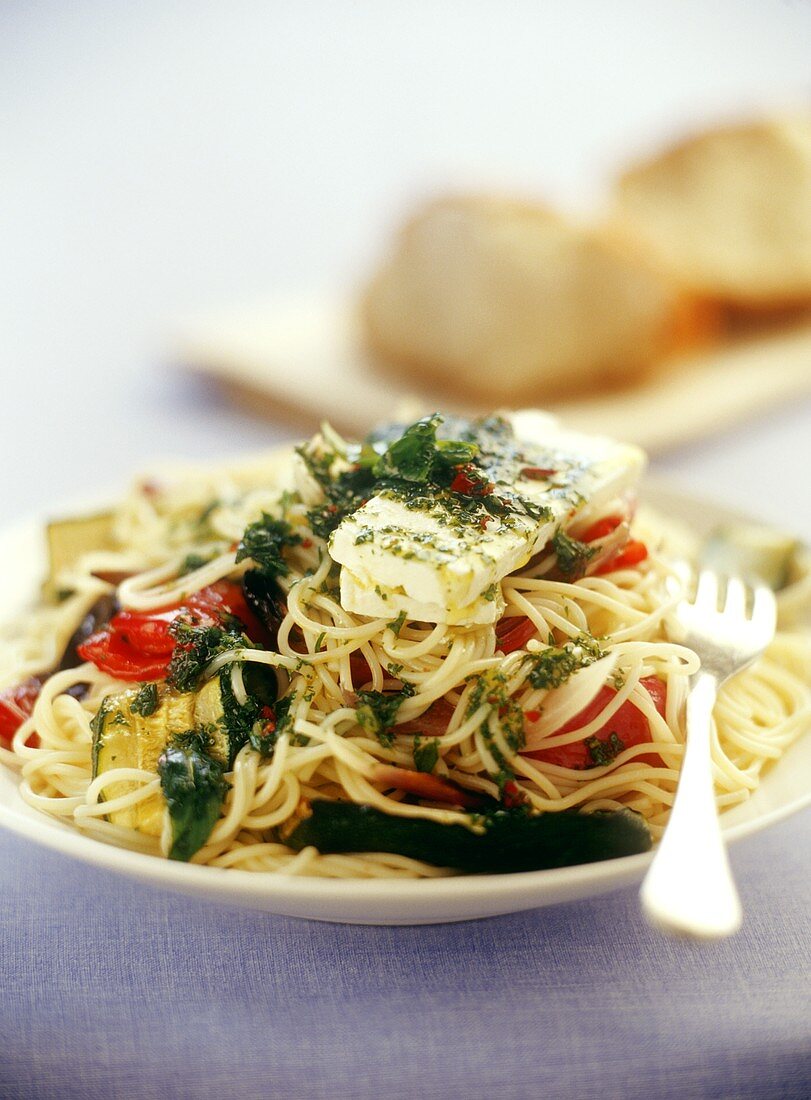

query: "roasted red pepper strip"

left=77, top=580, right=266, bottom=681
left=78, top=631, right=172, bottom=682
left=0, top=677, right=42, bottom=749
left=111, top=608, right=179, bottom=655
left=495, top=615, right=539, bottom=654
left=579, top=514, right=623, bottom=543
left=371, top=764, right=484, bottom=809
left=594, top=539, right=649, bottom=575
left=187, top=581, right=267, bottom=641
left=523, top=675, right=666, bottom=770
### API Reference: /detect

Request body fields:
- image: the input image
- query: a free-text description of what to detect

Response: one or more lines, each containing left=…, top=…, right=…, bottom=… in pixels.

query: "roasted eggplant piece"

left=45, top=512, right=115, bottom=592
left=242, top=569, right=287, bottom=641
left=283, top=800, right=652, bottom=873
left=58, top=594, right=118, bottom=672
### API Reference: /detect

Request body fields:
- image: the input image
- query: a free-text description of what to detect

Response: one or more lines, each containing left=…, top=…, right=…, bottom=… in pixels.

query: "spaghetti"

left=1, top=415, right=809, bottom=878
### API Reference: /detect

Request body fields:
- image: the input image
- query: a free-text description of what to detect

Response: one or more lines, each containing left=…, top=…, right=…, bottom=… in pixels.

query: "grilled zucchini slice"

left=91, top=664, right=278, bottom=836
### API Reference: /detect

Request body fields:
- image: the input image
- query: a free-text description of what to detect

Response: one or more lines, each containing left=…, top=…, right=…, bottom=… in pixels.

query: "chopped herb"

left=249, top=693, right=297, bottom=756
left=369, top=413, right=470, bottom=481
left=166, top=620, right=248, bottom=693
left=298, top=413, right=557, bottom=540
left=179, top=552, right=213, bottom=576
left=585, top=732, right=625, bottom=767
left=314, top=631, right=326, bottom=652
left=524, top=636, right=604, bottom=691
left=413, top=736, right=440, bottom=774
left=194, top=500, right=221, bottom=538
left=481, top=582, right=499, bottom=602
left=236, top=514, right=301, bottom=578
left=130, top=682, right=159, bottom=717
left=157, top=730, right=229, bottom=861
left=466, top=668, right=526, bottom=792
left=551, top=529, right=596, bottom=580
left=217, top=664, right=278, bottom=765
left=387, top=610, right=407, bottom=636
left=356, top=682, right=416, bottom=747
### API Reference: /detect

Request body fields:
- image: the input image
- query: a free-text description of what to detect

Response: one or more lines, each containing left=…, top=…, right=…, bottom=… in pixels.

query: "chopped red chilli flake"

left=502, top=780, right=527, bottom=808
left=449, top=465, right=494, bottom=496
left=524, top=710, right=541, bottom=723
left=520, top=467, right=556, bottom=480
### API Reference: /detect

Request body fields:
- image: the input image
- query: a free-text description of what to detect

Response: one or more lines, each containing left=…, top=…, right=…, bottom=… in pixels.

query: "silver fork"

left=640, top=570, right=777, bottom=939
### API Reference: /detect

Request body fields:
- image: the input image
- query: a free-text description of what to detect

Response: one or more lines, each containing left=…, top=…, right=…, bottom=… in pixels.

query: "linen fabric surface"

left=2, top=809, right=809, bottom=1100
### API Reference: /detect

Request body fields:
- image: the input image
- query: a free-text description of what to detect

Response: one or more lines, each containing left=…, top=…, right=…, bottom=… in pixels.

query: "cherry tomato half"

left=523, top=675, right=666, bottom=770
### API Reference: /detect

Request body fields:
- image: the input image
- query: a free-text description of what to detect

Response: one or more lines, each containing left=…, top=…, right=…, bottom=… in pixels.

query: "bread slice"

left=614, top=116, right=811, bottom=308
left=361, top=196, right=696, bottom=403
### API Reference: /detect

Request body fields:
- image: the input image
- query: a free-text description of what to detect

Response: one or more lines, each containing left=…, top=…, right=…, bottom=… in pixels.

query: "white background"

left=1, top=1, right=810, bottom=530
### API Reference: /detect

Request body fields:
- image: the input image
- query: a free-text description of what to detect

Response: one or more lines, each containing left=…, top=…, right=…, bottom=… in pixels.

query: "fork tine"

left=723, top=576, right=748, bottom=618
left=695, top=569, right=719, bottom=610
left=751, top=583, right=777, bottom=635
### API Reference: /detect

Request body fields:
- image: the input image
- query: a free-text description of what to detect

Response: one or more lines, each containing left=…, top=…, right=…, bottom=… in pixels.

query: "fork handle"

left=640, top=671, right=742, bottom=938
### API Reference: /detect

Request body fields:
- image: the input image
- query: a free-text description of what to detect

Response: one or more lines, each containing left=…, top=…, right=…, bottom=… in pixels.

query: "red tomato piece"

left=110, top=608, right=179, bottom=655
left=523, top=675, right=666, bottom=770
left=495, top=616, right=539, bottom=654
left=580, top=514, right=623, bottom=543
left=187, top=581, right=267, bottom=642
left=0, top=677, right=42, bottom=749
left=77, top=631, right=172, bottom=682
left=594, top=539, right=648, bottom=575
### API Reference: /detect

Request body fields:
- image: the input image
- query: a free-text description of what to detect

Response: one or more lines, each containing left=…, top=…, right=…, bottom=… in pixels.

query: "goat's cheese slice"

left=328, top=411, right=645, bottom=625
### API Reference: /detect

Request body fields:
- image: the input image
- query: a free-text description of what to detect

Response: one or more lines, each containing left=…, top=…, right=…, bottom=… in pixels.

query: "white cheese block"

left=328, top=411, right=645, bottom=625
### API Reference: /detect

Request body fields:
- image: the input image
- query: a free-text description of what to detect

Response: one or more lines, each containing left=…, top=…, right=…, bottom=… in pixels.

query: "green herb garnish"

left=524, top=636, right=604, bottom=691
left=551, top=529, right=596, bottom=580
left=248, top=693, right=297, bottom=755
left=413, top=736, right=440, bottom=774
left=356, top=683, right=416, bottom=747
left=129, top=682, right=159, bottom=717
left=585, top=732, right=625, bottom=767
left=157, top=730, right=229, bottom=861
left=236, top=514, right=302, bottom=578
left=166, top=621, right=248, bottom=693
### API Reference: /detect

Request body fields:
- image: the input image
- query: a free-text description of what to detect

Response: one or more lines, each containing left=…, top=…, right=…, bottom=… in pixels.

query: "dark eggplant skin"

left=284, top=801, right=652, bottom=874
left=242, top=570, right=287, bottom=643
left=57, top=594, right=118, bottom=673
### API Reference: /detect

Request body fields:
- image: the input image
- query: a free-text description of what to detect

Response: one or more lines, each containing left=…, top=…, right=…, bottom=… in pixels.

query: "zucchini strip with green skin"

left=283, top=801, right=651, bottom=873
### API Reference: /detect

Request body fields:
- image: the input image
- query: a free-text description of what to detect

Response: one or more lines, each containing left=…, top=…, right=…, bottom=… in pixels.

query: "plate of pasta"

left=1, top=410, right=809, bottom=924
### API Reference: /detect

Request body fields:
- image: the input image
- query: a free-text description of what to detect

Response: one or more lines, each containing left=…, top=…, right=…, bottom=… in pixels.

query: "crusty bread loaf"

left=614, top=116, right=811, bottom=308
left=362, top=196, right=697, bottom=404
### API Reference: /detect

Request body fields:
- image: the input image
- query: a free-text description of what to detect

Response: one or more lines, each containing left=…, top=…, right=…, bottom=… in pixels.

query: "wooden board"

left=176, top=295, right=811, bottom=453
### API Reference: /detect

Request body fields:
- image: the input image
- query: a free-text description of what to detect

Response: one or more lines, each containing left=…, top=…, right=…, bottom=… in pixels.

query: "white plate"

left=1, top=481, right=809, bottom=924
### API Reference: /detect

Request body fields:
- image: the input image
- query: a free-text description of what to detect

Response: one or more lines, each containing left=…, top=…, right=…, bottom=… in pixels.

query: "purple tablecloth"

left=2, top=810, right=809, bottom=1100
